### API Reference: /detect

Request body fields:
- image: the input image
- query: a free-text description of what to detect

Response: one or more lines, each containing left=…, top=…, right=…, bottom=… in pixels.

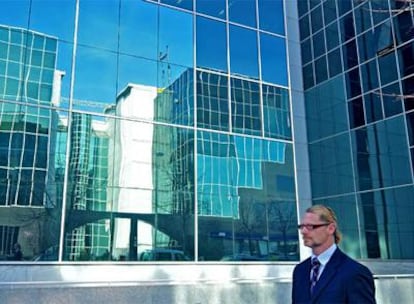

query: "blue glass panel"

left=196, top=0, right=226, bottom=19
left=197, top=130, right=297, bottom=261
left=260, top=33, right=287, bottom=86
left=78, top=0, right=119, bottom=51
left=0, top=0, right=30, bottom=28
left=230, top=77, right=261, bottom=136
left=315, top=55, right=327, bottom=84
left=309, top=133, right=354, bottom=197
left=119, top=0, right=157, bottom=60
left=229, top=25, right=259, bottom=79
left=382, top=82, right=403, bottom=117
left=159, top=7, right=193, bottom=67
left=313, top=30, right=326, bottom=58
left=310, top=5, right=322, bottom=34
left=305, top=75, right=348, bottom=141
left=161, top=0, right=193, bottom=11
left=258, top=0, right=285, bottom=35
left=228, top=0, right=257, bottom=28
left=299, top=15, right=310, bottom=40
left=327, top=48, right=342, bottom=78
left=196, top=71, right=229, bottom=131
left=378, top=51, right=398, bottom=86
left=262, top=84, right=291, bottom=140
left=352, top=117, right=412, bottom=191
left=196, top=16, right=227, bottom=72
left=29, top=0, right=76, bottom=42
left=364, top=93, right=383, bottom=123
left=323, top=0, right=337, bottom=25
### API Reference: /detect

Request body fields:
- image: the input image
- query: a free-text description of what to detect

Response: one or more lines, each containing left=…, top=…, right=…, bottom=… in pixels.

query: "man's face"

left=300, top=212, right=334, bottom=250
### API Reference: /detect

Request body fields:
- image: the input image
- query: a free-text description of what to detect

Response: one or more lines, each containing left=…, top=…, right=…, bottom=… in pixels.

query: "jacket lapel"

left=310, top=249, right=344, bottom=302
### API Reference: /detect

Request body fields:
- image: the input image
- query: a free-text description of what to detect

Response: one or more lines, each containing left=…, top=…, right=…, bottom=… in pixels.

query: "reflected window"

left=260, top=33, right=287, bottom=86
left=196, top=16, right=227, bottom=72
left=262, top=84, right=291, bottom=139
left=230, top=78, right=261, bottom=136
left=196, top=0, right=226, bottom=19
left=156, top=67, right=194, bottom=126
left=197, top=131, right=297, bottom=261
left=228, top=0, right=257, bottom=28
left=229, top=25, right=259, bottom=79
left=196, top=71, right=229, bottom=131
left=258, top=0, right=285, bottom=35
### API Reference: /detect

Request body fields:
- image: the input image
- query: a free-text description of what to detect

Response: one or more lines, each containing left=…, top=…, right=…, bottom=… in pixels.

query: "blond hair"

left=306, top=205, right=342, bottom=244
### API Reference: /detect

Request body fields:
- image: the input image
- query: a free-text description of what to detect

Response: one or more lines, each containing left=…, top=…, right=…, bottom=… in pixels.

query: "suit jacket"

left=292, top=248, right=376, bottom=304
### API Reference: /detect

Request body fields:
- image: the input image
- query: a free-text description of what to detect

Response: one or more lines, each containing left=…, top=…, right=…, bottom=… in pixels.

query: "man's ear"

left=328, top=223, right=336, bottom=235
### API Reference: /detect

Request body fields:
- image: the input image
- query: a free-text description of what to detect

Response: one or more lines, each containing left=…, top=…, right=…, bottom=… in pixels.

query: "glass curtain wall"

left=0, top=0, right=296, bottom=262
left=299, top=0, right=414, bottom=259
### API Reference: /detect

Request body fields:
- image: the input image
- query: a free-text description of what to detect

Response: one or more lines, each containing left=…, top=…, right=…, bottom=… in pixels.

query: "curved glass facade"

left=0, top=0, right=296, bottom=262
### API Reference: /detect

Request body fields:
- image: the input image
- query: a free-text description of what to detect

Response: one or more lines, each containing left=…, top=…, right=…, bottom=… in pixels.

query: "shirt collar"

left=312, top=243, right=337, bottom=266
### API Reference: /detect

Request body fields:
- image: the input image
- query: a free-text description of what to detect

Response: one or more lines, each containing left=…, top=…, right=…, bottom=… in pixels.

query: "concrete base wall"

left=0, top=262, right=412, bottom=303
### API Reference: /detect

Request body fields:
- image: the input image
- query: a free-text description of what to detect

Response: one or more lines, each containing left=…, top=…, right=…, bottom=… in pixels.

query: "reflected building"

left=0, top=24, right=60, bottom=258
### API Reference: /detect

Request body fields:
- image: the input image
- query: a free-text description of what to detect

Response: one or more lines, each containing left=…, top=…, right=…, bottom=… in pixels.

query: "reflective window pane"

left=78, top=0, right=119, bottom=51
left=73, top=46, right=117, bottom=112
left=258, top=0, right=285, bottom=35
left=352, top=117, right=412, bottom=191
left=197, top=131, right=298, bottom=261
left=309, top=133, right=355, bottom=197
left=161, top=0, right=193, bottom=11
left=196, top=0, right=226, bottom=19
left=228, top=0, right=257, bottom=28
left=230, top=78, right=261, bottom=136
left=119, top=0, right=157, bottom=60
left=156, top=67, right=194, bottom=126
left=229, top=25, right=259, bottom=79
left=262, top=84, right=291, bottom=139
left=260, top=33, right=287, bottom=86
left=63, top=116, right=195, bottom=261
left=196, top=16, right=227, bottom=72
left=159, top=6, right=193, bottom=68
left=196, top=71, right=229, bottom=131
left=305, top=76, right=348, bottom=142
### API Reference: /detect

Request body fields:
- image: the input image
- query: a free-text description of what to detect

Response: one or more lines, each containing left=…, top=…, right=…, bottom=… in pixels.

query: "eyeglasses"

left=297, top=223, right=330, bottom=231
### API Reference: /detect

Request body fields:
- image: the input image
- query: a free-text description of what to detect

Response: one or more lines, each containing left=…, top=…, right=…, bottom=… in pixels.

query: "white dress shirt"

left=311, top=243, right=337, bottom=280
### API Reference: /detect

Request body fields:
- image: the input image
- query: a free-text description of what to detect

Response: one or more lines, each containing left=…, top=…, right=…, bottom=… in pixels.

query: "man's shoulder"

left=335, top=249, right=373, bottom=275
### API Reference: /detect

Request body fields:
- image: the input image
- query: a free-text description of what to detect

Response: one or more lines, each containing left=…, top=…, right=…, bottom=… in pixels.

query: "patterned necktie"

left=310, top=257, right=320, bottom=294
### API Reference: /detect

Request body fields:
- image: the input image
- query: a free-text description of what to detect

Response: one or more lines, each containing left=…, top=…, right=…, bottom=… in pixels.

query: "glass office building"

left=0, top=0, right=412, bottom=266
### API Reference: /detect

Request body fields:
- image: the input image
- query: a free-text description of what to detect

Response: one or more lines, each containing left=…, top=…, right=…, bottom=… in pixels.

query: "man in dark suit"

left=292, top=205, right=376, bottom=304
